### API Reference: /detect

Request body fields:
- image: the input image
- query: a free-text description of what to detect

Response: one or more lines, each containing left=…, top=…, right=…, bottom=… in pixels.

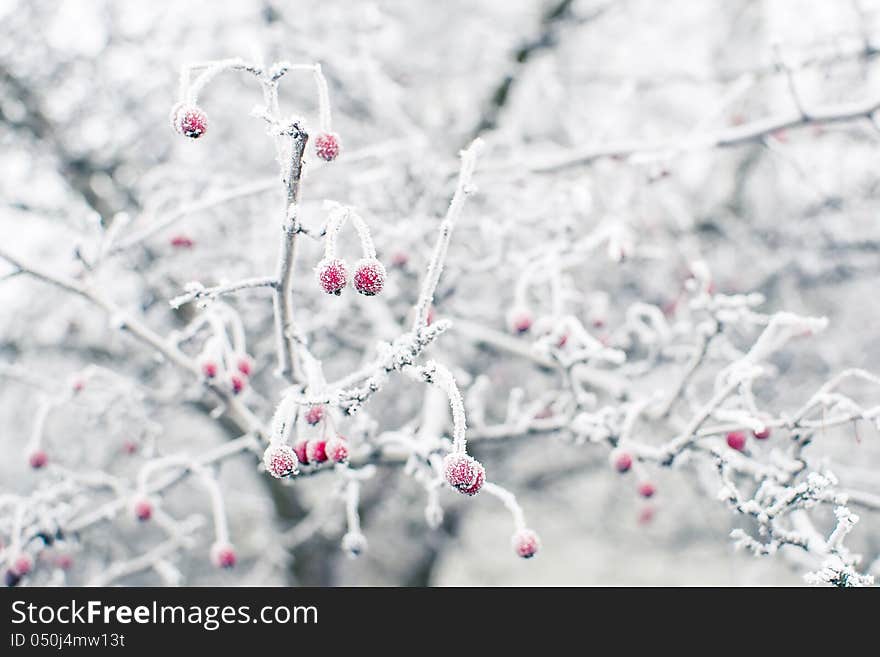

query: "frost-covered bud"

left=512, top=529, right=541, bottom=559
left=28, top=450, right=48, bottom=469
left=353, top=258, right=386, bottom=296
left=305, top=405, right=324, bottom=426
left=171, top=104, right=208, bottom=138
left=263, top=443, right=298, bottom=478
left=201, top=360, right=218, bottom=379
left=229, top=373, right=246, bottom=395
left=754, top=427, right=771, bottom=440
left=12, top=553, right=33, bottom=576
left=610, top=449, right=632, bottom=473
left=316, top=258, right=348, bottom=295
left=314, top=132, right=341, bottom=162
left=236, top=356, right=252, bottom=377
left=306, top=439, right=328, bottom=464
left=341, top=531, right=367, bottom=558
left=210, top=542, right=237, bottom=569
left=293, top=439, right=310, bottom=466
left=443, top=453, right=485, bottom=496
left=324, top=435, right=349, bottom=464
left=637, top=482, right=656, bottom=499
left=507, top=307, right=532, bottom=334
left=726, top=431, right=746, bottom=452
left=170, top=235, right=194, bottom=248
left=132, top=497, right=153, bottom=522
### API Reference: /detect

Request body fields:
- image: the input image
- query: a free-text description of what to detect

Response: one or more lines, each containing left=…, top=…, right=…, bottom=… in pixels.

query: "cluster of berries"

left=199, top=353, right=253, bottom=396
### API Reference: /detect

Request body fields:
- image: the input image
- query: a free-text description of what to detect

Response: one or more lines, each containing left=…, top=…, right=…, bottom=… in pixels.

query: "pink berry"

left=314, top=132, right=341, bottom=162
left=508, top=308, right=532, bottom=334
left=122, top=440, right=139, bottom=455
left=55, top=554, right=74, bottom=570
left=754, top=427, right=771, bottom=440
left=201, top=361, right=218, bottom=379
left=324, top=435, right=349, bottom=464
left=170, top=235, right=194, bottom=248
left=512, top=529, right=541, bottom=559
left=391, top=252, right=409, bottom=267
left=171, top=104, right=208, bottom=139
left=305, top=405, right=324, bottom=426
left=133, top=498, right=153, bottom=522
left=306, top=440, right=328, bottom=464
left=210, top=542, right=237, bottom=569
left=638, top=506, right=656, bottom=525
left=293, top=439, right=310, bottom=466
left=353, top=258, right=386, bottom=297
left=637, top=482, right=656, bottom=499
left=28, top=450, right=47, bottom=469
left=316, top=258, right=348, bottom=295
left=237, top=356, right=252, bottom=377
left=443, top=453, right=485, bottom=496
left=229, top=373, right=246, bottom=395
left=726, top=431, right=746, bottom=452
left=12, top=554, right=33, bottom=576
left=611, top=450, right=632, bottom=473
left=263, top=443, right=298, bottom=478
left=72, top=379, right=85, bottom=393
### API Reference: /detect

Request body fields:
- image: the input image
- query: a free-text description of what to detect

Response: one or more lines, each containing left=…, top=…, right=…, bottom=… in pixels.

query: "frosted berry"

left=507, top=308, right=532, bottom=334
left=210, top=542, right=237, bottom=569
left=305, top=405, right=324, bottom=426
left=201, top=360, right=218, bottom=379
left=314, top=132, right=341, bottom=162
left=443, top=453, right=485, bottom=496
left=170, top=235, right=194, bottom=248
left=638, top=482, right=656, bottom=499
left=353, top=258, right=386, bottom=297
left=229, top=373, right=246, bottom=395
left=12, top=553, right=33, bottom=576
left=726, top=431, right=746, bottom=452
left=754, top=427, right=771, bottom=440
left=324, top=435, right=349, bottom=464
left=236, top=356, right=252, bottom=377
left=293, top=439, right=310, bottom=466
left=122, top=440, right=139, bottom=455
left=28, top=450, right=48, bottom=469
left=72, top=379, right=85, bottom=393
left=512, top=529, right=541, bottom=559
left=341, top=531, right=367, bottom=558
left=171, top=104, right=208, bottom=139
left=316, top=258, right=348, bottom=295
left=306, top=439, right=328, bottom=464
left=56, top=554, right=74, bottom=570
left=611, top=450, right=632, bottom=473
left=133, top=498, right=153, bottom=522
left=263, top=443, right=298, bottom=478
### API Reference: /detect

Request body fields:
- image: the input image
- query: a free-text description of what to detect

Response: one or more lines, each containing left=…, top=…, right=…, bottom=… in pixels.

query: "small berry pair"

left=316, top=258, right=386, bottom=297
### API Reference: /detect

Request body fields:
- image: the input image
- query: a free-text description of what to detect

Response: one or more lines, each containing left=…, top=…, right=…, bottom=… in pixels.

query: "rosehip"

left=754, top=427, right=771, bottom=440
left=512, top=529, right=540, bottom=559
left=12, top=553, right=33, bottom=576
left=324, top=435, right=349, bottom=464
left=314, top=132, right=341, bottom=162
left=171, top=104, right=208, bottom=139
left=263, top=443, right=298, bottom=478
left=637, top=482, right=656, bottom=499
left=305, top=405, right=324, bottom=426
left=443, top=453, right=485, bottom=496
left=316, top=258, right=348, bottom=295
left=726, top=431, right=746, bottom=452
left=133, top=498, right=153, bottom=522
left=28, top=450, right=47, bottom=469
left=201, top=360, right=218, bottom=379
left=353, top=258, right=386, bottom=296
left=210, top=542, right=237, bottom=569
left=293, top=439, right=310, bottom=466
left=611, top=450, right=632, bottom=473
left=306, top=439, right=328, bottom=464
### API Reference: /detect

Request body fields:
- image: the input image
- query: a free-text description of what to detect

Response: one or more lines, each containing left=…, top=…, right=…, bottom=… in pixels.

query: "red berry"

left=305, top=405, right=324, bottom=426
left=263, top=443, right=298, bottom=478
left=306, top=440, right=328, bottom=464
left=28, top=450, right=47, bottom=469
left=611, top=450, right=632, bottom=473
left=324, top=435, right=349, bottom=464
left=443, top=453, right=485, bottom=496
left=637, top=482, right=656, bottom=499
left=72, top=379, right=85, bottom=393
left=171, top=104, right=208, bottom=139
left=12, top=554, right=33, bottom=576
left=133, top=498, right=153, bottom=522
left=754, top=427, right=771, bottom=440
left=512, top=529, right=540, bottom=559
left=316, top=258, right=348, bottom=295
left=353, top=258, right=386, bottom=296
left=170, top=235, right=194, bottom=248
left=237, top=356, right=252, bottom=377
left=293, top=439, right=310, bottom=466
left=55, top=554, right=74, bottom=570
left=726, top=431, right=746, bottom=451
left=557, top=334, right=568, bottom=347
left=508, top=309, right=532, bottom=334
left=229, top=373, right=246, bottom=395
left=314, top=132, right=341, bottom=161
left=201, top=361, right=218, bottom=378
left=210, top=542, right=237, bottom=569
left=122, top=440, right=139, bottom=455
